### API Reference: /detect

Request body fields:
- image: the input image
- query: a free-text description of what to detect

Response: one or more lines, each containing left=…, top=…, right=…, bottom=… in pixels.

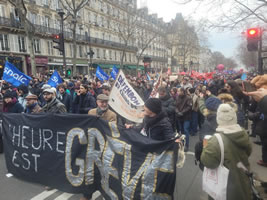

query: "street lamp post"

left=57, top=10, right=67, bottom=77
left=85, top=27, right=94, bottom=77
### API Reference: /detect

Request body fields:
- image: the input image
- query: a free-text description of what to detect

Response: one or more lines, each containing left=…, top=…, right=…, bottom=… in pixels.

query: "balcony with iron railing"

left=0, top=16, right=138, bottom=51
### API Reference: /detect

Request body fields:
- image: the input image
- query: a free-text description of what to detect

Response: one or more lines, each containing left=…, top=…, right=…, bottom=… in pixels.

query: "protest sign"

left=109, top=70, right=145, bottom=123
left=0, top=113, right=177, bottom=200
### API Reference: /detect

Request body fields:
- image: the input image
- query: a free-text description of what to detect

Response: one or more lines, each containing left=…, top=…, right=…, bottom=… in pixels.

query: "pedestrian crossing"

left=29, top=190, right=102, bottom=200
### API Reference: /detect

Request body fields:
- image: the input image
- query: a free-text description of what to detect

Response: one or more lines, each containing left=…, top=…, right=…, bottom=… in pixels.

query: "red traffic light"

left=52, top=34, right=60, bottom=39
left=247, top=28, right=259, bottom=37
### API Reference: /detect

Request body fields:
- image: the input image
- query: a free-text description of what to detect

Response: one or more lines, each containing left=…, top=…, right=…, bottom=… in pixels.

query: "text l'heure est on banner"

left=0, top=113, right=178, bottom=200
left=109, top=70, right=145, bottom=124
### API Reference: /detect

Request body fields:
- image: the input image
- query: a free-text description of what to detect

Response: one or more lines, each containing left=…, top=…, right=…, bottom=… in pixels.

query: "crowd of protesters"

left=0, top=70, right=267, bottom=199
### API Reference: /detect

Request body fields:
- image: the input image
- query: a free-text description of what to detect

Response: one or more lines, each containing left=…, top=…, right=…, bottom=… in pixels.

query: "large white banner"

left=109, top=71, right=144, bottom=123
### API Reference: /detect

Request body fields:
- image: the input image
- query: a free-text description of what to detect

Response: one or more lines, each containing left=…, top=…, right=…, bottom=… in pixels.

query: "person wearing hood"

left=88, top=94, right=116, bottom=123
left=41, top=88, right=67, bottom=113
left=3, top=90, right=24, bottom=113
left=17, top=84, right=30, bottom=109
left=201, top=104, right=252, bottom=200
left=158, top=87, right=176, bottom=131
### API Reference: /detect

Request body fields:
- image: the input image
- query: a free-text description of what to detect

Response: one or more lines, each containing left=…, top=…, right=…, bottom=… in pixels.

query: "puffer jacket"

left=201, top=125, right=252, bottom=200
left=137, top=112, right=175, bottom=141
left=41, top=98, right=67, bottom=113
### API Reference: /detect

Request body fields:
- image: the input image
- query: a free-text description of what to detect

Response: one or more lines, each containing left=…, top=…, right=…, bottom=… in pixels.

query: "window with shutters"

left=109, top=50, right=112, bottom=60
left=103, top=49, right=106, bottom=59
left=0, top=34, right=9, bottom=51
left=18, top=36, right=26, bottom=52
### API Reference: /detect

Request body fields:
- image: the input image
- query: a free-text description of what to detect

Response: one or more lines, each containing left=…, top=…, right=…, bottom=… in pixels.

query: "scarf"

left=143, top=111, right=166, bottom=131
left=96, top=107, right=108, bottom=117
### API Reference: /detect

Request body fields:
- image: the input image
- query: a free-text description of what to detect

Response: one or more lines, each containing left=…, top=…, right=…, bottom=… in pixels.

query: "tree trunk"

left=72, top=22, right=77, bottom=77
left=28, top=36, right=36, bottom=76
left=120, top=49, right=125, bottom=72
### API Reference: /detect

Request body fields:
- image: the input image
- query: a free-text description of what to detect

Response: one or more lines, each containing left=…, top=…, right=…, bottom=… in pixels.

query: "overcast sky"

left=137, top=0, right=241, bottom=58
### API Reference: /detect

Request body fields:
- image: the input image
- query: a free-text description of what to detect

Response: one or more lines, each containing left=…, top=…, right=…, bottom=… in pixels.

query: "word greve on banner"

left=109, top=70, right=145, bottom=123
left=0, top=113, right=178, bottom=200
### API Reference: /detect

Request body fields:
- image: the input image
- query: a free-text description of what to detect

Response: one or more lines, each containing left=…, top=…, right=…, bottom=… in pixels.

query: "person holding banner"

left=126, top=98, right=175, bottom=141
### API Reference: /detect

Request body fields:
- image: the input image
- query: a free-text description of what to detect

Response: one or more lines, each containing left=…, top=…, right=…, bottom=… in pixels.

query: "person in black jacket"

left=74, top=84, right=96, bottom=114
left=57, top=84, right=72, bottom=113
left=245, top=88, right=267, bottom=167
left=2, top=90, right=24, bottom=113
left=126, top=98, right=175, bottom=141
left=158, top=87, right=176, bottom=131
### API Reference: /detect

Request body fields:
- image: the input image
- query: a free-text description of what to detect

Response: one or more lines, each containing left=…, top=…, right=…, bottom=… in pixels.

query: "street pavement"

left=0, top=134, right=266, bottom=200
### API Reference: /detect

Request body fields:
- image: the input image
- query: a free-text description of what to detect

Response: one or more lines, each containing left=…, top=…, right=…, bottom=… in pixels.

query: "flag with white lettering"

left=110, top=65, right=118, bottom=80
left=96, top=66, right=109, bottom=82
left=3, top=61, right=32, bottom=87
left=0, top=113, right=178, bottom=200
left=47, top=70, right=63, bottom=88
left=109, top=70, right=145, bottom=123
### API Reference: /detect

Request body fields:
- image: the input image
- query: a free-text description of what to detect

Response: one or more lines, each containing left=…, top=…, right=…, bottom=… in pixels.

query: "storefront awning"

left=96, top=64, right=121, bottom=69
left=125, top=65, right=144, bottom=70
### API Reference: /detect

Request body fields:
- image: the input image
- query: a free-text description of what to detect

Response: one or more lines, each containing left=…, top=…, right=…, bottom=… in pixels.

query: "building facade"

left=0, top=0, right=198, bottom=76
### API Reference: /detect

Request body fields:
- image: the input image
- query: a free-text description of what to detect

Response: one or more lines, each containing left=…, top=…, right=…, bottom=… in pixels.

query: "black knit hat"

left=145, top=98, right=162, bottom=114
left=17, top=84, right=29, bottom=94
left=3, top=91, right=14, bottom=99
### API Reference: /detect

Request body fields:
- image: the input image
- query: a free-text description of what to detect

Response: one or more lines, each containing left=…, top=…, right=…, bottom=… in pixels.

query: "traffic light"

left=66, top=69, right=71, bottom=77
left=87, top=48, right=94, bottom=58
left=53, top=33, right=64, bottom=53
left=247, top=28, right=260, bottom=51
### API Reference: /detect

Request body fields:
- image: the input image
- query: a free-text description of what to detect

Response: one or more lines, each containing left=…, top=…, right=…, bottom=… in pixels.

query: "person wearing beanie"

left=200, top=104, right=252, bottom=200
left=126, top=98, right=175, bottom=141
left=3, top=90, right=24, bottom=113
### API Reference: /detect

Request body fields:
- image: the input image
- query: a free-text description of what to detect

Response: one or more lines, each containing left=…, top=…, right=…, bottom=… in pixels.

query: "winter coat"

left=175, top=94, right=192, bottom=121
left=136, top=112, right=175, bottom=141
left=25, top=103, right=42, bottom=114
left=58, top=92, right=72, bottom=113
left=259, top=95, right=267, bottom=115
left=41, top=98, right=67, bottom=113
left=160, top=94, right=176, bottom=127
left=3, top=98, right=24, bottom=113
left=88, top=108, right=117, bottom=123
left=198, top=96, right=218, bottom=140
left=74, top=92, right=96, bottom=114
left=134, top=85, right=145, bottom=100
left=201, top=125, right=252, bottom=200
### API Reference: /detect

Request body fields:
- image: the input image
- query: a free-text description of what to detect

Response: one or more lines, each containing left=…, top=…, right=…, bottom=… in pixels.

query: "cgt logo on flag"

left=47, top=70, right=63, bottom=88
left=3, top=61, right=32, bottom=87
